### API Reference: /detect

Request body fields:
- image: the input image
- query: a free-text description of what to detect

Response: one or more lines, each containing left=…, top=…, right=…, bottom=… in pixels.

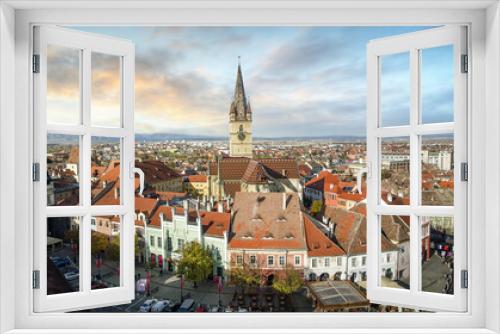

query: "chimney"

left=183, top=199, right=189, bottom=211
left=195, top=199, right=200, bottom=211
left=282, top=193, right=286, bottom=210
left=218, top=201, right=224, bottom=213
left=114, top=187, right=119, bottom=199
left=207, top=201, right=212, bottom=212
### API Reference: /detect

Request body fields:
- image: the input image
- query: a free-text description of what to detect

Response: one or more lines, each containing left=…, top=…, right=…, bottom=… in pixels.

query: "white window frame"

left=32, top=25, right=135, bottom=313
left=366, top=25, right=467, bottom=312
left=0, top=1, right=497, bottom=333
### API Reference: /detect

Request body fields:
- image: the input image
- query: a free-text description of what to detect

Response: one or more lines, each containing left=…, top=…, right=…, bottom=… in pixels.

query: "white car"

left=151, top=300, right=170, bottom=312
left=139, top=299, right=158, bottom=312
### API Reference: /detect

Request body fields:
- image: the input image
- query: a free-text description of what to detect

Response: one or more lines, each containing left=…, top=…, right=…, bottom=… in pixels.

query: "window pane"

left=47, top=134, right=80, bottom=206
left=420, top=45, right=454, bottom=124
left=421, top=134, right=454, bottom=206
left=380, top=215, right=410, bottom=290
left=91, top=137, right=121, bottom=205
left=91, top=52, right=121, bottom=127
left=47, top=217, right=80, bottom=295
left=380, top=52, right=410, bottom=127
left=47, top=45, right=80, bottom=125
left=380, top=137, right=410, bottom=205
left=91, top=216, right=121, bottom=290
left=421, top=216, right=454, bottom=294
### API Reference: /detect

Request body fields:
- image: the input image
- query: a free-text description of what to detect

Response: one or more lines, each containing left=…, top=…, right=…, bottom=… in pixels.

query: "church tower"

left=229, top=59, right=253, bottom=158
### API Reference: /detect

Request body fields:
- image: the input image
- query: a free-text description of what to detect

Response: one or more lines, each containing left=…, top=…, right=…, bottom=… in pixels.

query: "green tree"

left=176, top=241, right=213, bottom=286
left=272, top=268, right=303, bottom=295
left=106, top=235, right=120, bottom=261
left=310, top=200, right=323, bottom=215
left=103, top=233, right=140, bottom=262
left=231, top=266, right=261, bottom=288
left=64, top=229, right=79, bottom=244
left=91, top=231, right=109, bottom=255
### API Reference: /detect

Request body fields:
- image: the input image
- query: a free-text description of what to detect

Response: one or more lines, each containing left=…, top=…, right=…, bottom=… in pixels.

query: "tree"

left=272, top=268, right=303, bottom=296
left=176, top=241, right=213, bottom=286
left=106, top=235, right=120, bottom=261
left=310, top=200, right=323, bottom=215
left=231, top=266, right=261, bottom=289
left=91, top=231, right=109, bottom=255
left=101, top=233, right=140, bottom=262
left=64, top=229, right=79, bottom=244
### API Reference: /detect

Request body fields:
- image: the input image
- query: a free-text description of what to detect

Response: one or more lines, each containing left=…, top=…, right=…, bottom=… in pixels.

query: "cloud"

left=48, top=26, right=453, bottom=137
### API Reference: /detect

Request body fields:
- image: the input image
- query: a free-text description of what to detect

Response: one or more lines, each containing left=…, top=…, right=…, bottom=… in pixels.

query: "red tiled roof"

left=304, top=216, right=345, bottom=257
left=200, top=211, right=230, bottom=238
left=186, top=175, right=207, bottom=183
left=209, top=157, right=299, bottom=180
left=100, top=161, right=181, bottom=185
left=155, top=191, right=187, bottom=201
left=135, top=197, right=160, bottom=216
left=228, top=192, right=307, bottom=250
left=148, top=205, right=198, bottom=228
left=223, top=182, right=241, bottom=198
left=242, top=160, right=269, bottom=184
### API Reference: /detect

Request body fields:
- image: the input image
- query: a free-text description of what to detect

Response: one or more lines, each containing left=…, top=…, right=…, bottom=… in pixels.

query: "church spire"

left=230, top=58, right=251, bottom=122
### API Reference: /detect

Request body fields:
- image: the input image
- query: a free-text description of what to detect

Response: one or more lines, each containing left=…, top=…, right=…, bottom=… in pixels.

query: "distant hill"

left=135, top=133, right=367, bottom=142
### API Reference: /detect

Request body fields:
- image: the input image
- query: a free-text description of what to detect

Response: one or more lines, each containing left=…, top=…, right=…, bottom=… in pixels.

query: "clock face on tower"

left=238, top=124, right=246, bottom=141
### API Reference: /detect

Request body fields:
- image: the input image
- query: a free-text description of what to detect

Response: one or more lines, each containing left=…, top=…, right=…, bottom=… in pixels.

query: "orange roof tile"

left=200, top=211, right=230, bottom=238
left=304, top=216, right=345, bottom=257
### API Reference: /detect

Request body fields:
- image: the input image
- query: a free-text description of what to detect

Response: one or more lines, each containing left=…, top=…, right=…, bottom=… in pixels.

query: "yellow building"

left=183, top=175, right=208, bottom=198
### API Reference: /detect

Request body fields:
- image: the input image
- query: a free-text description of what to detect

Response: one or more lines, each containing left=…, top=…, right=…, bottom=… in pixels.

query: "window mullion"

left=81, top=47, right=92, bottom=293
left=409, top=47, right=420, bottom=293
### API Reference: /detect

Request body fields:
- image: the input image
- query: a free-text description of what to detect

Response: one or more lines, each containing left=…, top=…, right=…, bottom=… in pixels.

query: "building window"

left=386, top=253, right=391, bottom=263
left=312, top=258, right=318, bottom=268
left=236, top=255, right=243, bottom=265
left=150, top=236, right=155, bottom=247
left=167, top=237, right=172, bottom=251
left=336, top=257, right=342, bottom=266
left=157, top=237, right=162, bottom=248
left=279, top=255, right=285, bottom=266
left=362, top=256, right=366, bottom=266
left=351, top=257, right=357, bottom=267
left=268, top=256, right=274, bottom=266
left=250, top=255, right=256, bottom=264
left=177, top=239, right=184, bottom=250
left=324, top=257, right=330, bottom=267
left=294, top=255, right=301, bottom=266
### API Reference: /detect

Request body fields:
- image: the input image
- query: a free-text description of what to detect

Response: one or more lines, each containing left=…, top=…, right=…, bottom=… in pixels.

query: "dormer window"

left=277, top=214, right=287, bottom=223
left=262, top=232, right=274, bottom=239
left=242, top=232, right=253, bottom=239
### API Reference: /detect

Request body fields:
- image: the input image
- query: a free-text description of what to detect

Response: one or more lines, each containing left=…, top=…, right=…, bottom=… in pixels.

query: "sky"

left=48, top=26, right=454, bottom=138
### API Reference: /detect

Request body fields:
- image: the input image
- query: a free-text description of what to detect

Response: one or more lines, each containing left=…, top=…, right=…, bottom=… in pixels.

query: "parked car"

left=195, top=304, right=206, bottom=312
left=164, top=302, right=180, bottom=312
left=177, top=299, right=195, bottom=312
left=52, top=256, right=72, bottom=268
left=64, top=271, right=79, bottom=281
left=209, top=305, right=222, bottom=312
left=151, top=300, right=170, bottom=312
left=139, top=299, right=158, bottom=312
